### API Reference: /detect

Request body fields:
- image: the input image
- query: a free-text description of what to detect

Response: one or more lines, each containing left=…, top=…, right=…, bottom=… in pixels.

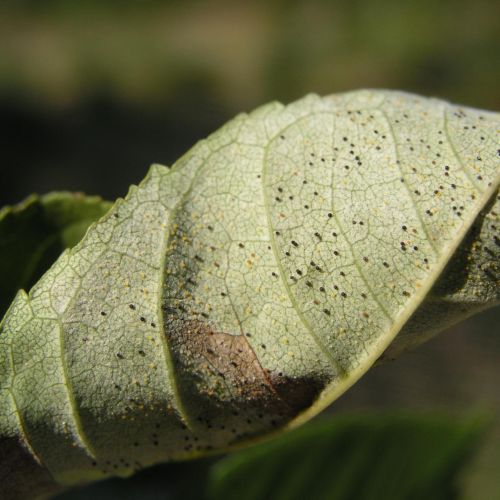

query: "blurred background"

left=0, top=0, right=499, bottom=498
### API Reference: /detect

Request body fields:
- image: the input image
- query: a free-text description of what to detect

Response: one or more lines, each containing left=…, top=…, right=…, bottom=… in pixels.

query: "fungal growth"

left=0, top=90, right=499, bottom=499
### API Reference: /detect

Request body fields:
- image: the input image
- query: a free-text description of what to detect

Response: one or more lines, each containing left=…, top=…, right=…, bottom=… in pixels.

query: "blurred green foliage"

left=1, top=0, right=498, bottom=205
left=0, top=193, right=111, bottom=316
left=0, top=0, right=498, bottom=111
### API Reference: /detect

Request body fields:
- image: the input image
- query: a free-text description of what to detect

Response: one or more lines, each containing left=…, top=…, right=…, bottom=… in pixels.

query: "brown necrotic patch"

left=165, top=318, right=324, bottom=446
left=173, top=320, right=277, bottom=404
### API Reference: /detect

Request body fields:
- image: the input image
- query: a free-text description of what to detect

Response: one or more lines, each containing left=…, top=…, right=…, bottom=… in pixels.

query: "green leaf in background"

left=0, top=192, right=112, bottom=317
left=209, top=414, right=486, bottom=500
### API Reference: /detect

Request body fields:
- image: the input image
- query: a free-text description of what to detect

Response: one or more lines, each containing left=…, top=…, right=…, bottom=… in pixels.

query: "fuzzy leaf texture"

left=1, top=90, right=499, bottom=499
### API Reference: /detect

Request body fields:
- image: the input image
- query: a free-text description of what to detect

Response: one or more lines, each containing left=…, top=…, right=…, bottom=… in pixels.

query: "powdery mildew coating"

left=0, top=90, right=499, bottom=488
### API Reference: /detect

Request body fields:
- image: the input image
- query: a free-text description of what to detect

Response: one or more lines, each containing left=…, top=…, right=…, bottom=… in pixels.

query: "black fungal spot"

left=116, top=353, right=124, bottom=359
left=129, top=304, right=136, bottom=310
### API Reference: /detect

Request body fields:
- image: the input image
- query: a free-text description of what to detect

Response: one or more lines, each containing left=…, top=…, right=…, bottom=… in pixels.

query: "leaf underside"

left=53, top=413, right=488, bottom=500
left=0, top=90, right=498, bottom=498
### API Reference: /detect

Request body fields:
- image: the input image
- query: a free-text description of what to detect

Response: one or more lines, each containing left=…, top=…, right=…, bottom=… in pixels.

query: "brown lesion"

left=0, top=435, right=60, bottom=500
left=168, top=319, right=325, bottom=434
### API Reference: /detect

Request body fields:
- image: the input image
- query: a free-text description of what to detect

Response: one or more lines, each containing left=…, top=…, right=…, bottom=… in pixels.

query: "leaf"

left=0, top=90, right=499, bottom=499
left=0, top=193, right=112, bottom=317
left=52, top=414, right=486, bottom=500
left=208, top=414, right=486, bottom=500
left=382, top=187, right=499, bottom=360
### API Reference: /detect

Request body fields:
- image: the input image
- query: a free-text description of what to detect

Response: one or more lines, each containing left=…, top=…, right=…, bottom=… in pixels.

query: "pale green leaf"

left=0, top=90, right=498, bottom=499
left=53, top=414, right=487, bottom=500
